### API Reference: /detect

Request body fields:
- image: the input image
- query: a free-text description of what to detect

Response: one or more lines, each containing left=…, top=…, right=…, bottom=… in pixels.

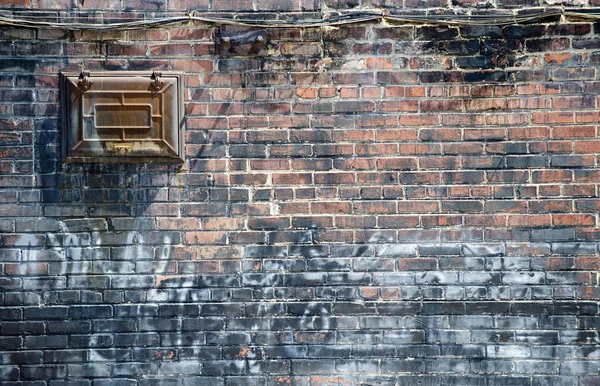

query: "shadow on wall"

left=20, top=130, right=193, bottom=368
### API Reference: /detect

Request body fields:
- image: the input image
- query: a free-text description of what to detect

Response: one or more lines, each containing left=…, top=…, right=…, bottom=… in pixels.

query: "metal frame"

left=59, top=71, right=185, bottom=163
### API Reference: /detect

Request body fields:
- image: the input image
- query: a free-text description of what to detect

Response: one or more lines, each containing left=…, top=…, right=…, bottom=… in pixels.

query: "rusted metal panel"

left=60, top=71, right=185, bottom=163
left=216, top=26, right=267, bottom=56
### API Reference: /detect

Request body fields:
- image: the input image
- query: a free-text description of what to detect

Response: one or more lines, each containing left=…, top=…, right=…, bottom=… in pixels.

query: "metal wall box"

left=60, top=71, right=185, bottom=163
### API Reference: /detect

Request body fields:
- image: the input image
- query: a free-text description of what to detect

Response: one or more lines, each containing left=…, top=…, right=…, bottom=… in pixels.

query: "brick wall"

left=1, top=0, right=600, bottom=385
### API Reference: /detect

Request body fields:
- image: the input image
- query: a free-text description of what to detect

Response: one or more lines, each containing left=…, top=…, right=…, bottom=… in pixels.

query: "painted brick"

left=1, top=1, right=600, bottom=384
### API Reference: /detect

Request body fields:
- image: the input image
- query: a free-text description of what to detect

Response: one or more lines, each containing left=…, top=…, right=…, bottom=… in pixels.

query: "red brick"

left=318, top=87, right=337, bottom=98
left=314, top=173, right=355, bottom=185
left=539, top=185, right=561, bottom=197
left=544, top=52, right=572, bottom=65
left=353, top=202, right=397, bottom=216
left=465, top=214, right=506, bottom=227
left=406, top=86, right=427, bottom=97
left=157, top=218, right=200, bottom=230
left=399, top=114, right=440, bottom=126
left=311, top=202, right=352, bottom=214
left=169, top=29, right=211, bottom=42
left=564, top=184, right=595, bottom=197
left=422, top=215, right=462, bottom=228
left=204, top=73, right=243, bottom=86
left=442, top=114, right=485, bottom=126
left=471, top=85, right=493, bottom=97
left=494, top=85, right=515, bottom=96
left=202, top=218, right=245, bottom=230
left=379, top=215, right=420, bottom=228
left=356, top=144, right=398, bottom=156
left=278, top=203, right=310, bottom=214
left=376, top=129, right=418, bottom=141
left=229, top=174, right=268, bottom=185
left=334, top=159, right=376, bottom=170
left=378, top=100, right=418, bottom=112
left=357, top=172, right=398, bottom=184
left=272, top=173, right=312, bottom=185
left=296, top=88, right=316, bottom=99
left=178, top=261, right=220, bottom=274
left=575, top=112, right=600, bottom=123
left=377, top=158, right=418, bottom=170
left=529, top=200, right=571, bottom=213
left=5, top=263, right=48, bottom=275
left=420, top=157, right=460, bottom=170
left=553, top=214, right=595, bottom=227
left=398, top=258, right=437, bottom=271
left=552, top=96, right=595, bottom=109
left=443, top=143, right=483, bottom=155
left=465, top=98, right=506, bottom=111
left=250, top=160, right=290, bottom=171
left=486, top=113, right=530, bottom=126
left=575, top=257, right=600, bottom=270
left=516, top=84, right=538, bottom=95
left=211, top=0, right=252, bottom=10
left=315, top=229, right=354, bottom=243
left=508, top=127, right=550, bottom=140
left=421, top=99, right=463, bottom=112
left=247, top=103, right=290, bottom=115
left=420, top=128, right=461, bottom=142
left=185, top=231, right=227, bottom=245
left=464, top=129, right=506, bottom=141
left=532, top=111, right=574, bottom=124
left=574, top=141, right=600, bottom=153
left=397, top=201, right=438, bottom=213
left=507, top=215, right=552, bottom=227
left=333, top=130, right=374, bottom=142
left=399, top=171, right=441, bottom=185
left=171, top=59, right=213, bottom=72
left=507, top=98, right=549, bottom=109
left=367, top=58, right=394, bottom=69
left=358, top=115, right=398, bottom=128
left=540, top=83, right=561, bottom=95
left=554, top=126, right=596, bottom=139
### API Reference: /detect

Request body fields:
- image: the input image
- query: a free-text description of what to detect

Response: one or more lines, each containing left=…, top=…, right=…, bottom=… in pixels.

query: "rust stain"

left=156, top=275, right=187, bottom=286
left=274, top=377, right=292, bottom=385
left=238, top=347, right=252, bottom=357
left=311, top=376, right=351, bottom=386
left=155, top=350, right=175, bottom=359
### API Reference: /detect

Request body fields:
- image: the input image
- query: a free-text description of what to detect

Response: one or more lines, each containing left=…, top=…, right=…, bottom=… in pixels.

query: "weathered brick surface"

left=1, top=0, right=600, bottom=383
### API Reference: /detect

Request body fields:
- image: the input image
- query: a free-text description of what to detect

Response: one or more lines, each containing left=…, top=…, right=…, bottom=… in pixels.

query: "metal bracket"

left=77, top=70, right=92, bottom=92
left=150, top=70, right=163, bottom=91
left=221, top=36, right=231, bottom=54
left=217, top=26, right=268, bottom=56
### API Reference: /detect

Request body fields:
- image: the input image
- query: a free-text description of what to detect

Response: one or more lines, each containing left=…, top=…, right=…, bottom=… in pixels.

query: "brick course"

left=1, top=0, right=600, bottom=384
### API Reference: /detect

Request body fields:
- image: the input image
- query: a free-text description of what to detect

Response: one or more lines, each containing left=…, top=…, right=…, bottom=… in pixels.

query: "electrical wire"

left=0, top=8, right=596, bottom=31
left=384, top=9, right=563, bottom=26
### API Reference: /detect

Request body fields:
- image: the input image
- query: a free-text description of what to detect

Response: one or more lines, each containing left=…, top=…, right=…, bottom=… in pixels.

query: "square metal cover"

left=60, top=71, right=185, bottom=162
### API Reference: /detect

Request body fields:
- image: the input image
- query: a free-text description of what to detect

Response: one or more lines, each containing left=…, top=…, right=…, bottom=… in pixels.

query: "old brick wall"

left=1, top=0, right=600, bottom=385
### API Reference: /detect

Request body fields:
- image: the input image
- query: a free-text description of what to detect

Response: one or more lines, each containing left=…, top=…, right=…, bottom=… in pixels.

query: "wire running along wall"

left=2, top=8, right=600, bottom=31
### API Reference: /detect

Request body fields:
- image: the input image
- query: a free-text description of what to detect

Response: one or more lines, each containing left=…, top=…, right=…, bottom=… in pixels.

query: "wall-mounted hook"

left=77, top=70, right=92, bottom=92
left=151, top=70, right=163, bottom=91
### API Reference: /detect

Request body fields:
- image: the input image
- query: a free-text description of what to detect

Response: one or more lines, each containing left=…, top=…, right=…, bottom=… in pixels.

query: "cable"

left=0, top=8, right=596, bottom=31
left=384, top=9, right=563, bottom=26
